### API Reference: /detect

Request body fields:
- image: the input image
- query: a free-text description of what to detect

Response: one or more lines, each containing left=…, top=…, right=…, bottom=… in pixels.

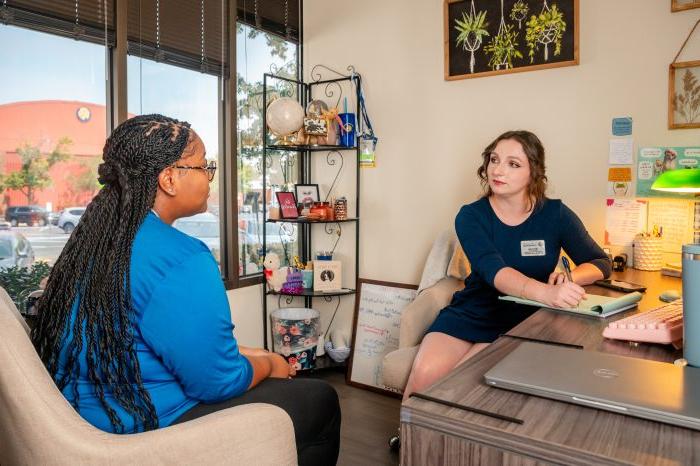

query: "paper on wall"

left=605, top=198, right=647, bottom=246
left=607, top=167, right=632, bottom=197
left=609, top=138, right=634, bottom=165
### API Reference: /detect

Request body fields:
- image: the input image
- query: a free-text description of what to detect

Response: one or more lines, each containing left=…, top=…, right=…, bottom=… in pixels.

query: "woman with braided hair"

left=31, top=114, right=340, bottom=466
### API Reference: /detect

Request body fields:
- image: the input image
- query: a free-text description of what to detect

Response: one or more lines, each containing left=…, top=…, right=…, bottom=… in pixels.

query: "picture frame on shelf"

left=275, top=191, right=299, bottom=219
left=294, top=183, right=321, bottom=206
left=672, top=0, right=700, bottom=12
left=669, top=61, right=700, bottom=129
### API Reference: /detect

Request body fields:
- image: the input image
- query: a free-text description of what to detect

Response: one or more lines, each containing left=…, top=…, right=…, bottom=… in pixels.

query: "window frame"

left=3, top=0, right=302, bottom=290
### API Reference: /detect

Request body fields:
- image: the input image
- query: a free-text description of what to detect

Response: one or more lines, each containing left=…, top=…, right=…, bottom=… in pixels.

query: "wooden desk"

left=401, top=270, right=698, bottom=465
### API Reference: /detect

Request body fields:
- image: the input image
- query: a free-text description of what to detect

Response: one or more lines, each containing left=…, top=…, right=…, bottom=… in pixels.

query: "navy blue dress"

left=427, top=197, right=611, bottom=343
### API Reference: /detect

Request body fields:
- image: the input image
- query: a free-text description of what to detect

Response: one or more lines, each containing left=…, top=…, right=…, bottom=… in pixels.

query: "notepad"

left=498, top=291, right=643, bottom=317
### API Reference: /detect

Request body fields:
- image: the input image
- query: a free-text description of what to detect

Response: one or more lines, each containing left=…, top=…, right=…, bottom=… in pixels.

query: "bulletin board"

left=347, top=279, right=418, bottom=396
left=445, top=0, right=579, bottom=81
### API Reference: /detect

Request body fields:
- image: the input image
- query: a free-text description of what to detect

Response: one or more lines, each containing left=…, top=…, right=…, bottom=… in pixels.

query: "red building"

left=0, top=100, right=108, bottom=213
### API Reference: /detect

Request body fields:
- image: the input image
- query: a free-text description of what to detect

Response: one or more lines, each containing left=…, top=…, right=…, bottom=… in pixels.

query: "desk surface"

left=401, top=270, right=697, bottom=466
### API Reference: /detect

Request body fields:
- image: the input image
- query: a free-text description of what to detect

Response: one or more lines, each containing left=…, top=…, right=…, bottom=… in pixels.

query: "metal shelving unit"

left=261, top=65, right=361, bottom=353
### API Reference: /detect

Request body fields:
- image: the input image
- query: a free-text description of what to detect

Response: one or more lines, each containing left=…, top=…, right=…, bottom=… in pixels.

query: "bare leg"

left=456, top=342, right=489, bottom=366
left=402, top=332, right=474, bottom=402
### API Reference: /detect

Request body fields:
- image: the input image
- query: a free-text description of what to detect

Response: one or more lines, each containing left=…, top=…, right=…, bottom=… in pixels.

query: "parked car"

left=47, top=211, right=60, bottom=226
left=5, top=206, right=48, bottom=227
left=0, top=231, right=35, bottom=270
left=58, top=207, right=86, bottom=234
left=172, top=212, right=221, bottom=262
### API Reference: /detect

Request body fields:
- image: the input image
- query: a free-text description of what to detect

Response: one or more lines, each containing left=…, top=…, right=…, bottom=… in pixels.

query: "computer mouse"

left=659, top=289, right=681, bottom=302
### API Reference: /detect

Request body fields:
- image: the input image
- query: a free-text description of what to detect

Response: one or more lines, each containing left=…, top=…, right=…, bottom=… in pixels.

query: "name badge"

left=521, top=240, right=546, bottom=257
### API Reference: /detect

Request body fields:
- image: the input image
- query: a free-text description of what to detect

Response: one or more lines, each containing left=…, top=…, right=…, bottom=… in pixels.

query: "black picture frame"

left=444, top=0, right=579, bottom=81
left=294, top=183, right=320, bottom=206
left=275, top=191, right=299, bottom=219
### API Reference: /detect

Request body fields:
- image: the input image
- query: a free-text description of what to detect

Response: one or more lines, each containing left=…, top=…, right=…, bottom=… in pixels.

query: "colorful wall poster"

left=636, top=146, right=700, bottom=198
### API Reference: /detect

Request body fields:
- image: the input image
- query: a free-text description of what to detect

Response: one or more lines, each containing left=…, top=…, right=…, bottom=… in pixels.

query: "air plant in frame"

left=510, top=0, right=529, bottom=30
left=454, top=1, right=489, bottom=74
left=525, top=0, right=566, bottom=63
left=673, top=68, right=700, bottom=124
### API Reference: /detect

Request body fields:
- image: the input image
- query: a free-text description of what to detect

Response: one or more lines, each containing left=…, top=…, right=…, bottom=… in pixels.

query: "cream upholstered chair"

left=381, top=231, right=469, bottom=392
left=0, top=287, right=297, bottom=466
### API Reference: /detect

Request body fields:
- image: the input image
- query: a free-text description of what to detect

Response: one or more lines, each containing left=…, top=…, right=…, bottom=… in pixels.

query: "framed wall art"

left=444, top=0, right=579, bottom=80
left=669, top=61, right=700, bottom=129
left=672, top=0, right=700, bottom=13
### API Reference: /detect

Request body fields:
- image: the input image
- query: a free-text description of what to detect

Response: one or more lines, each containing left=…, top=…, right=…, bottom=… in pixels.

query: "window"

left=236, top=23, right=299, bottom=279
left=127, top=56, right=222, bottom=266
left=0, top=24, right=106, bottom=265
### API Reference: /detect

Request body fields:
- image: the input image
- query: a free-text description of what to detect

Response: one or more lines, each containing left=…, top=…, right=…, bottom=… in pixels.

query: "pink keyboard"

left=603, top=299, right=683, bottom=347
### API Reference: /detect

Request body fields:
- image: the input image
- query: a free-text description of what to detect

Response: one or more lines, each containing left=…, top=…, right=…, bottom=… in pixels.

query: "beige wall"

left=230, top=0, right=700, bottom=347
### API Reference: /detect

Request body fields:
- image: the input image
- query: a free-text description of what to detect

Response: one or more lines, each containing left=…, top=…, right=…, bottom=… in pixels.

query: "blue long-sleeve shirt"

left=57, top=212, right=252, bottom=433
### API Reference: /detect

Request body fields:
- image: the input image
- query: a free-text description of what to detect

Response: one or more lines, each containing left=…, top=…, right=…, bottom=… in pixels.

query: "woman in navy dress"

left=402, top=130, right=611, bottom=400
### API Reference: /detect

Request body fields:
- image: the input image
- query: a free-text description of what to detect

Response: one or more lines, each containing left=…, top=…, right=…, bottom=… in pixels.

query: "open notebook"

left=499, top=291, right=643, bottom=317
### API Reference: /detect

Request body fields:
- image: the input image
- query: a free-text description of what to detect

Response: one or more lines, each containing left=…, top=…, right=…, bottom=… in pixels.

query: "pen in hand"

left=561, top=256, right=586, bottom=301
left=561, top=256, right=573, bottom=282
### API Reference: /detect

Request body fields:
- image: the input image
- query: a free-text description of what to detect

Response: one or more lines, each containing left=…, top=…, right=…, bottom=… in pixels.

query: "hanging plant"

left=673, top=69, right=700, bottom=124
left=454, top=5, right=489, bottom=74
left=484, top=23, right=523, bottom=71
left=525, top=2, right=566, bottom=63
left=510, top=0, right=529, bottom=30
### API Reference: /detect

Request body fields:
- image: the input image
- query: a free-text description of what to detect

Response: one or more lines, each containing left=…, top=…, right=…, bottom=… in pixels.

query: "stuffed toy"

left=263, top=252, right=290, bottom=292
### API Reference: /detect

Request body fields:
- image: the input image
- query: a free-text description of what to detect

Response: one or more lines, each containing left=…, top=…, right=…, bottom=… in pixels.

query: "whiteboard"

left=348, top=279, right=418, bottom=395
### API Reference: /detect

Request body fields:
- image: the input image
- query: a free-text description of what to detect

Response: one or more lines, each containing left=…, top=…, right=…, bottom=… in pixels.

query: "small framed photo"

left=294, top=184, right=320, bottom=206
left=303, top=117, right=328, bottom=136
left=313, top=260, right=342, bottom=292
left=275, top=191, right=299, bottom=219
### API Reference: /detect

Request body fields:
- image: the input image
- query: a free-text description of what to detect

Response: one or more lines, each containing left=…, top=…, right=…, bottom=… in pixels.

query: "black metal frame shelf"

left=268, top=144, right=358, bottom=152
left=266, top=217, right=359, bottom=224
left=261, top=65, right=362, bottom=355
left=267, top=288, right=356, bottom=298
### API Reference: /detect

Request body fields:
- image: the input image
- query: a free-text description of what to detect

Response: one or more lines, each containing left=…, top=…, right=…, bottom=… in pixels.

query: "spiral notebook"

left=498, top=291, right=643, bottom=317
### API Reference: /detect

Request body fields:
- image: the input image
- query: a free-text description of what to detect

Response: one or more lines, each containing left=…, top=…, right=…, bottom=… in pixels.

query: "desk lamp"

left=651, top=168, right=700, bottom=367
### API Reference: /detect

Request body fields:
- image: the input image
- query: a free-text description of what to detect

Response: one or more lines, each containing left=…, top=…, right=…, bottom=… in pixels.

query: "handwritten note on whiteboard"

left=647, top=199, right=694, bottom=254
left=605, top=198, right=648, bottom=246
left=348, top=280, right=417, bottom=394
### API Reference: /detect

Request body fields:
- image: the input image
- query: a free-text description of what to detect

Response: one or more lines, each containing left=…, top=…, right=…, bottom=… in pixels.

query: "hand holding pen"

left=545, top=256, right=586, bottom=307
left=561, top=256, right=573, bottom=282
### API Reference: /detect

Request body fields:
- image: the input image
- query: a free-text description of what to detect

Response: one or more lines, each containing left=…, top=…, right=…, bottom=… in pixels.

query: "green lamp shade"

left=650, top=168, right=700, bottom=193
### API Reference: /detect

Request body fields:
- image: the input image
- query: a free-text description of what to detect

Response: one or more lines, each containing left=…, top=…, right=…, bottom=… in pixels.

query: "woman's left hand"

left=547, top=271, right=567, bottom=285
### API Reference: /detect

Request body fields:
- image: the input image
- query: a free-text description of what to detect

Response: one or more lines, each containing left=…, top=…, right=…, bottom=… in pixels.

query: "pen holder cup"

left=633, top=237, right=663, bottom=271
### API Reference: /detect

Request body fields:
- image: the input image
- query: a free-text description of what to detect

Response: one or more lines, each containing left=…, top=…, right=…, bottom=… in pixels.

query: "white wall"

left=230, top=0, right=700, bottom=347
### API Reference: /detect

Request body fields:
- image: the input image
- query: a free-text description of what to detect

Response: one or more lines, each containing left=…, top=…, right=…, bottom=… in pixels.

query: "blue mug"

left=339, top=113, right=356, bottom=147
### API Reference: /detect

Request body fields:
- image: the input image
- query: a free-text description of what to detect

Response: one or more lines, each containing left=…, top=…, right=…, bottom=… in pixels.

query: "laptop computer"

left=483, top=342, right=700, bottom=431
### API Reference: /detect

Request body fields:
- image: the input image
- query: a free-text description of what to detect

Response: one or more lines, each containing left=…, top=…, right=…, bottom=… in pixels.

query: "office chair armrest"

left=399, top=277, right=464, bottom=348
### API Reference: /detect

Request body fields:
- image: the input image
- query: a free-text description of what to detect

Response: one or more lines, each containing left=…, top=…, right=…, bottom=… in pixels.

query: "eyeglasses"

left=173, top=160, right=217, bottom=182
